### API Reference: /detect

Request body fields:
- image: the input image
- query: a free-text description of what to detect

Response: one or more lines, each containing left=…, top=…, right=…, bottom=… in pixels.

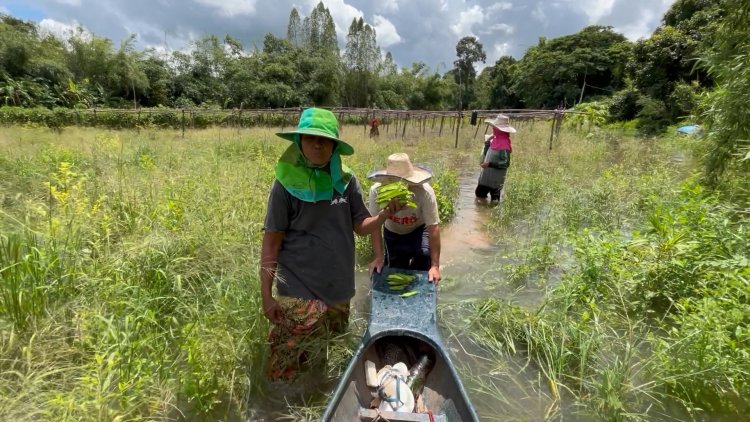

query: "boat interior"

left=328, top=334, right=472, bottom=422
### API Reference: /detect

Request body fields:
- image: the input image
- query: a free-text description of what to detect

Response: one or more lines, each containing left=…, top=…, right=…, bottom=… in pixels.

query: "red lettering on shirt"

left=388, top=213, right=418, bottom=225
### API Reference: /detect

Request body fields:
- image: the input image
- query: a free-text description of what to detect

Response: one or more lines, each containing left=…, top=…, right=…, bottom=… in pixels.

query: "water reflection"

left=440, top=171, right=497, bottom=271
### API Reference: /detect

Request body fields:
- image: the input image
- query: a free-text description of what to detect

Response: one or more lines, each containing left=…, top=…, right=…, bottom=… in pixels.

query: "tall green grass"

left=0, top=125, right=462, bottom=420
left=462, top=124, right=750, bottom=419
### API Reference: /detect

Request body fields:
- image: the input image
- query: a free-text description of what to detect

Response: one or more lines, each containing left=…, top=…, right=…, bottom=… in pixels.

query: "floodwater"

left=352, top=168, right=502, bottom=308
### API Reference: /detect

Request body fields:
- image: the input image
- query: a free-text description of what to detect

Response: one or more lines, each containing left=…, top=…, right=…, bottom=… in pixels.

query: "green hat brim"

left=276, top=129, right=354, bottom=156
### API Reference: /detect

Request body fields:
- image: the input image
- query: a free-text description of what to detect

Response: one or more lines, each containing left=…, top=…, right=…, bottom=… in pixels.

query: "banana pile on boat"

left=387, top=273, right=418, bottom=297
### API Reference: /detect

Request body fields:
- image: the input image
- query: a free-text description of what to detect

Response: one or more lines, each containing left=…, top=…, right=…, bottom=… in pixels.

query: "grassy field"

left=0, top=124, right=464, bottom=421
left=1, top=121, right=747, bottom=421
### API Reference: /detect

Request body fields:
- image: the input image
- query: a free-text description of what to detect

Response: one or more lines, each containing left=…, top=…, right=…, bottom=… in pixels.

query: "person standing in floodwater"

left=367, top=153, right=441, bottom=284
left=259, top=107, right=402, bottom=381
left=475, top=114, right=516, bottom=203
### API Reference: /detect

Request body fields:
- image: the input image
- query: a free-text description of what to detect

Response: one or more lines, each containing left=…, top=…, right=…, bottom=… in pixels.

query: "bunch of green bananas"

left=376, top=181, right=417, bottom=209
left=386, top=273, right=419, bottom=297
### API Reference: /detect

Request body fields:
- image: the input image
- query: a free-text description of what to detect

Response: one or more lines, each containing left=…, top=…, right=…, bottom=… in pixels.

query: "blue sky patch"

left=3, top=1, right=46, bottom=22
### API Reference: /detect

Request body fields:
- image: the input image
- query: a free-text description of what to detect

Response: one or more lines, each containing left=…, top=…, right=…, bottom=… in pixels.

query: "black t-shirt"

left=263, top=177, right=371, bottom=305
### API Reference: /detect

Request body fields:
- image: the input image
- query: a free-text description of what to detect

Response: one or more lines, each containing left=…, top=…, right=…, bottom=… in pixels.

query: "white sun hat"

left=367, top=153, right=432, bottom=184
left=484, top=114, right=517, bottom=133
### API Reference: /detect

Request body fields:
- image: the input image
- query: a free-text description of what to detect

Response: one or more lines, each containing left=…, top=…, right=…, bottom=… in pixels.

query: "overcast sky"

left=1, top=0, right=676, bottom=72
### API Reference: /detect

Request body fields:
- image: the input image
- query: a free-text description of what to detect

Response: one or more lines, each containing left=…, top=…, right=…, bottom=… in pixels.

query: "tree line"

left=0, top=0, right=729, bottom=133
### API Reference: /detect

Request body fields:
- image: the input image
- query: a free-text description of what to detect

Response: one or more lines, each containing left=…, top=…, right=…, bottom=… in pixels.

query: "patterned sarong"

left=265, top=296, right=350, bottom=381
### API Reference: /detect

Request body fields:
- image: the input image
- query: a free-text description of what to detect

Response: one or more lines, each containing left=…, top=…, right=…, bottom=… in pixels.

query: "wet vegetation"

left=0, top=125, right=462, bottom=420
left=1, top=1, right=749, bottom=421
left=458, top=2, right=750, bottom=419
left=458, top=125, right=748, bottom=420
left=0, top=98, right=747, bottom=420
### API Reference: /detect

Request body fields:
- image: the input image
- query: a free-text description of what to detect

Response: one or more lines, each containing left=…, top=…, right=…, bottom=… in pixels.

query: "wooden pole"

left=401, top=113, right=409, bottom=139
left=454, top=111, right=460, bottom=148
left=438, top=116, right=445, bottom=136
left=238, top=104, right=242, bottom=134
left=548, top=113, right=556, bottom=151
left=181, top=109, right=185, bottom=138
left=364, top=109, right=369, bottom=136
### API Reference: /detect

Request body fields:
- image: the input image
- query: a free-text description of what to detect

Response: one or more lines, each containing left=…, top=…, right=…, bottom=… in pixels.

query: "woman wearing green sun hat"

left=260, top=107, right=403, bottom=381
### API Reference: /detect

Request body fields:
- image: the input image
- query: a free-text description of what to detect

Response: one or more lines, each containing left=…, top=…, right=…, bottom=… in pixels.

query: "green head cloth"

left=274, top=108, right=354, bottom=202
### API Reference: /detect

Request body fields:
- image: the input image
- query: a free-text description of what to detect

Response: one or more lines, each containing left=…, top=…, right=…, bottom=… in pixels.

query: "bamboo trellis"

left=27, top=106, right=587, bottom=148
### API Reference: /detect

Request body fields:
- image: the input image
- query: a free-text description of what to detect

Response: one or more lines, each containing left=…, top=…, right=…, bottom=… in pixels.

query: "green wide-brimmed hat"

left=276, top=108, right=354, bottom=156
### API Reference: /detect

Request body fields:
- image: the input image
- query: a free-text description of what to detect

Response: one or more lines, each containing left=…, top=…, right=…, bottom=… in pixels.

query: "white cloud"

left=450, top=5, right=484, bottom=37
left=564, top=0, right=616, bottom=24
left=122, top=20, right=174, bottom=47
left=492, top=42, right=511, bottom=57
left=379, top=0, right=399, bottom=13
left=487, top=2, right=512, bottom=14
left=531, top=3, right=548, bottom=26
left=615, top=9, right=658, bottom=40
left=487, top=23, right=514, bottom=35
left=54, top=0, right=82, bottom=6
left=192, top=0, right=256, bottom=17
left=0, top=5, right=9, bottom=14
left=38, top=18, right=87, bottom=40
left=373, top=15, right=402, bottom=48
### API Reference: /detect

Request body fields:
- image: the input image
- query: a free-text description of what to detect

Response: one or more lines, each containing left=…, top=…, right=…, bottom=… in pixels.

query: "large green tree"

left=474, top=56, right=521, bottom=109
left=138, top=52, right=172, bottom=107
left=303, top=2, right=338, bottom=55
left=170, top=35, right=241, bottom=107
left=286, top=8, right=303, bottom=47
left=452, top=36, right=486, bottom=110
left=0, top=14, right=67, bottom=106
left=700, top=0, right=749, bottom=192
left=629, top=26, right=699, bottom=100
left=624, top=0, right=723, bottom=132
left=513, top=26, right=629, bottom=108
left=342, top=17, right=380, bottom=107
left=111, top=34, right=149, bottom=108
left=0, top=15, right=37, bottom=78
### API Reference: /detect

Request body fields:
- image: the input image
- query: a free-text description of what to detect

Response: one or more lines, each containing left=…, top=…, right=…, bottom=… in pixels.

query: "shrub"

left=608, top=88, right=642, bottom=122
